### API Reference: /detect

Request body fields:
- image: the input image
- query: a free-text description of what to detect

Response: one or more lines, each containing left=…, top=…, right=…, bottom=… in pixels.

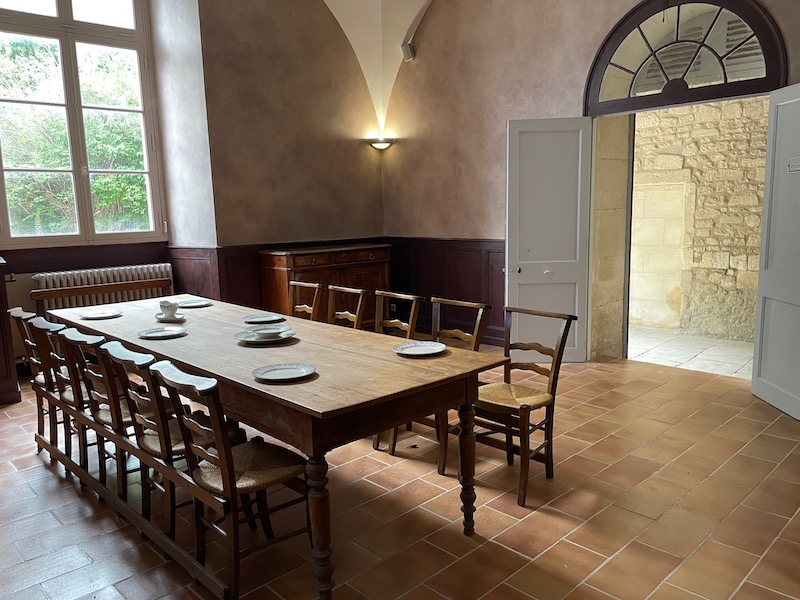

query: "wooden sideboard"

left=259, top=244, right=390, bottom=324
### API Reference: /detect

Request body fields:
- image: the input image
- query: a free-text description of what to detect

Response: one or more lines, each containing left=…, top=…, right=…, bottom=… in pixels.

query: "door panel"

left=507, top=118, right=591, bottom=361
left=753, top=82, right=800, bottom=418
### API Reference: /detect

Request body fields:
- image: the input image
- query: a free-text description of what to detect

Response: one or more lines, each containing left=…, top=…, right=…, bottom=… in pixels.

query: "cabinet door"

left=347, top=263, right=390, bottom=327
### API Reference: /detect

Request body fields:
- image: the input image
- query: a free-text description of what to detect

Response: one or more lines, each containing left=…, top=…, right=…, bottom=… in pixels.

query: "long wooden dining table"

left=50, top=294, right=508, bottom=599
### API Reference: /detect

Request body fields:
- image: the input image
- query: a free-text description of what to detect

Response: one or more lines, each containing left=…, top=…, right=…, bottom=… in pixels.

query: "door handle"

left=543, top=270, right=553, bottom=276
left=516, top=267, right=522, bottom=274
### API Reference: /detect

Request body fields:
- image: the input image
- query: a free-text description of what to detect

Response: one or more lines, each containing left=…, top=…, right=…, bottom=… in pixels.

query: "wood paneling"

left=0, top=257, right=20, bottom=404
left=387, top=238, right=505, bottom=346
left=0, top=239, right=504, bottom=347
left=168, top=247, right=220, bottom=300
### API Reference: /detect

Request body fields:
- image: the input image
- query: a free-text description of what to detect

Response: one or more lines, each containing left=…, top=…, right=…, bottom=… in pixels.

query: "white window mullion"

left=59, top=28, right=94, bottom=242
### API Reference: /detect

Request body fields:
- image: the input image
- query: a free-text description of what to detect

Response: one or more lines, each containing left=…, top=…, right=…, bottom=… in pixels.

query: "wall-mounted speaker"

left=401, top=41, right=416, bottom=62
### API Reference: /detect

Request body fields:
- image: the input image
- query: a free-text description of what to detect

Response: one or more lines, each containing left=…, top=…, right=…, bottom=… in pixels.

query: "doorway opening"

left=626, top=95, right=768, bottom=378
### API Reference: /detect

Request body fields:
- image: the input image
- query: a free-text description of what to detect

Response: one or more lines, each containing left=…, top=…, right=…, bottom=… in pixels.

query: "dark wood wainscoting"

left=387, top=238, right=505, bottom=346
left=168, top=238, right=506, bottom=346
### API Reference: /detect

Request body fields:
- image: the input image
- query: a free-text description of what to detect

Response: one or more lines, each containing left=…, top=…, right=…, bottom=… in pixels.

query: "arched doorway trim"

left=585, top=0, right=786, bottom=116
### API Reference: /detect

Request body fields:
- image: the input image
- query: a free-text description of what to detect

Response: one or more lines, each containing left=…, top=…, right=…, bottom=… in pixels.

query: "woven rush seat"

left=476, top=381, right=552, bottom=410
left=193, top=438, right=306, bottom=495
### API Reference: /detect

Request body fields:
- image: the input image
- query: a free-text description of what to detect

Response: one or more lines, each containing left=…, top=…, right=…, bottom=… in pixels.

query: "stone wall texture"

left=632, top=96, right=769, bottom=342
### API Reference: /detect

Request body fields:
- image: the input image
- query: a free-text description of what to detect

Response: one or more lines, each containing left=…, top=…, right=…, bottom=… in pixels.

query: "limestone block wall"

left=591, top=115, right=631, bottom=359
left=632, top=97, right=768, bottom=342
left=629, top=182, right=687, bottom=328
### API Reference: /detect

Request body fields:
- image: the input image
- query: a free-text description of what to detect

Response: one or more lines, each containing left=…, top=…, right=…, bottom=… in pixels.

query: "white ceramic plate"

left=138, top=326, right=187, bottom=340
left=155, top=312, right=186, bottom=323
left=243, top=312, right=285, bottom=324
left=234, top=329, right=296, bottom=345
left=80, top=309, right=122, bottom=320
left=245, top=323, right=292, bottom=338
left=252, top=363, right=315, bottom=382
left=393, top=341, right=447, bottom=357
left=177, top=299, right=213, bottom=309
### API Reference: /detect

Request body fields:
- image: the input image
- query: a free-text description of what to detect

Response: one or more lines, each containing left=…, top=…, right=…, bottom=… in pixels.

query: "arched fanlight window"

left=585, top=0, right=786, bottom=116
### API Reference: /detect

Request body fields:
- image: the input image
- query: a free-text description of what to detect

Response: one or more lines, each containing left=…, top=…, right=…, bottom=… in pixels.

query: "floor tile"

left=586, top=542, right=682, bottom=600
left=747, top=538, right=800, bottom=597
left=667, top=540, right=758, bottom=599
left=506, top=540, right=606, bottom=599
left=494, top=507, right=583, bottom=559
left=710, top=505, right=787, bottom=555
left=566, top=505, right=652, bottom=557
left=635, top=505, right=718, bottom=557
left=426, top=541, right=528, bottom=600
left=744, top=476, right=800, bottom=518
left=678, top=477, right=752, bottom=519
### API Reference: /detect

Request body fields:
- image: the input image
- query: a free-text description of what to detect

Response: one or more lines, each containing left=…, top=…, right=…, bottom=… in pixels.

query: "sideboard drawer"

left=293, top=253, right=332, bottom=268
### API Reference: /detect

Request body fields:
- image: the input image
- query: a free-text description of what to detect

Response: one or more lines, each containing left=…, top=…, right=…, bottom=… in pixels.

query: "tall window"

left=0, top=0, right=164, bottom=248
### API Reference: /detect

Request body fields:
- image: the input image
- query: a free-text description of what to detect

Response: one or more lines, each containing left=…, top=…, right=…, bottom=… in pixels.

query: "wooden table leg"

left=458, top=400, right=477, bottom=536
left=307, top=455, right=334, bottom=599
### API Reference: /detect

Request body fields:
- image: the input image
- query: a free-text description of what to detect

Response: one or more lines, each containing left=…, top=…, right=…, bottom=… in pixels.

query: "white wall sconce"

left=368, top=137, right=394, bottom=150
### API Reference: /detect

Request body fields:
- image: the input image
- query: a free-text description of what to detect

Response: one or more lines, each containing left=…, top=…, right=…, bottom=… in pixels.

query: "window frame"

left=585, top=0, right=787, bottom=117
left=0, top=0, right=166, bottom=249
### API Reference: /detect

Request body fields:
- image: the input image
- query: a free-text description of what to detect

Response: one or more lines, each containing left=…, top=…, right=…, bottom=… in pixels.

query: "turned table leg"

left=458, top=398, right=477, bottom=536
left=307, top=455, right=334, bottom=599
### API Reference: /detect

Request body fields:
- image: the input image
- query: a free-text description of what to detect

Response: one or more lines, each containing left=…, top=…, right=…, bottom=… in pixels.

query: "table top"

left=51, top=295, right=507, bottom=420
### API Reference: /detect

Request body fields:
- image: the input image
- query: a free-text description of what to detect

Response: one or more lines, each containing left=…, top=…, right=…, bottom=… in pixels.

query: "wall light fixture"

left=368, top=137, right=394, bottom=150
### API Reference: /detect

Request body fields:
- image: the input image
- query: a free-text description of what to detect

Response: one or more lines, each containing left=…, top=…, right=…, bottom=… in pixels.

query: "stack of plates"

left=234, top=323, right=295, bottom=345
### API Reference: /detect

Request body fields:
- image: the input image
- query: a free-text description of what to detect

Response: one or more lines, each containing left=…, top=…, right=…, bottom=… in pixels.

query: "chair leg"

left=36, top=391, right=45, bottom=453
left=372, top=431, right=382, bottom=451
left=194, top=498, right=206, bottom=566
left=505, top=430, right=515, bottom=466
left=240, top=494, right=257, bottom=531
left=436, top=412, right=449, bottom=475
left=164, top=480, right=176, bottom=539
left=226, top=510, right=241, bottom=600
left=544, top=403, right=555, bottom=479
left=48, top=400, right=59, bottom=464
left=388, top=426, right=399, bottom=455
left=62, top=411, right=72, bottom=476
left=141, top=466, right=152, bottom=522
left=115, top=446, right=127, bottom=502
left=517, top=407, right=532, bottom=507
left=255, top=490, right=275, bottom=540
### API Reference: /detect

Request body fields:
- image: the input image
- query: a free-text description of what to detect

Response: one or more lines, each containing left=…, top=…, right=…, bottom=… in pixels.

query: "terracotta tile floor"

left=2, top=358, right=800, bottom=599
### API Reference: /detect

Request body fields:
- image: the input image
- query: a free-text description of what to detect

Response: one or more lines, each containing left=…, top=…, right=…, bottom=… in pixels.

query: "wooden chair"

left=475, top=306, right=577, bottom=506
left=52, top=327, right=106, bottom=477
left=288, top=280, right=322, bottom=321
left=78, top=336, right=142, bottom=502
left=372, top=290, right=424, bottom=451
left=25, top=316, right=66, bottom=458
left=327, top=284, right=368, bottom=329
left=374, top=290, right=423, bottom=338
left=103, top=340, right=185, bottom=537
left=8, top=307, right=36, bottom=369
left=381, top=297, right=490, bottom=468
left=150, top=360, right=308, bottom=600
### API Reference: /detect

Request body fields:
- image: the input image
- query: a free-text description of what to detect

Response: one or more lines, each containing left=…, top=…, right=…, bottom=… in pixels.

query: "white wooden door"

left=752, top=83, right=800, bottom=419
left=506, top=118, right=591, bottom=362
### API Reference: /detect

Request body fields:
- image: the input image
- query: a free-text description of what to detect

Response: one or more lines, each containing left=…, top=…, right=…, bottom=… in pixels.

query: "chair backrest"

left=101, top=341, right=175, bottom=459
left=53, top=327, right=104, bottom=409
left=431, top=297, right=490, bottom=352
left=75, top=336, right=130, bottom=432
left=26, top=316, right=66, bottom=391
left=288, top=280, right=322, bottom=321
left=8, top=306, right=36, bottom=359
left=374, top=290, right=423, bottom=339
left=327, top=285, right=368, bottom=329
left=150, top=360, right=236, bottom=500
left=503, top=306, right=578, bottom=397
